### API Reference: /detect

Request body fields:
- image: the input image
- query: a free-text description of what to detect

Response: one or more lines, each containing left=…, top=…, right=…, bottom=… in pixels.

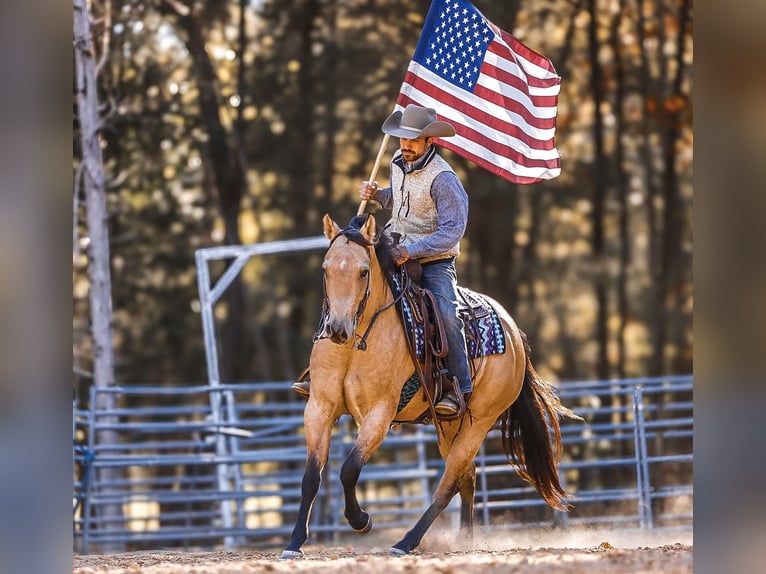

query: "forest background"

left=72, top=0, right=693, bottom=401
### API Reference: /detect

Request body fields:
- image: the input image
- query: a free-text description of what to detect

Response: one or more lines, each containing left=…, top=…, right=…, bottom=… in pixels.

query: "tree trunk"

left=320, top=0, right=338, bottom=211
left=587, top=0, right=611, bottom=380
left=636, top=0, right=663, bottom=375
left=466, top=170, right=518, bottom=307
left=556, top=0, right=585, bottom=73
left=290, top=0, right=318, bottom=232
left=518, top=189, right=546, bottom=353
left=657, top=0, right=691, bottom=374
left=168, top=2, right=249, bottom=382
left=611, top=0, right=630, bottom=378
left=280, top=1, right=319, bottom=381
left=73, top=0, right=125, bottom=552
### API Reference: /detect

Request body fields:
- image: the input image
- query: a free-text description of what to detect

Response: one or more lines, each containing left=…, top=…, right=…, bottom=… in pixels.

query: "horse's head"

left=319, top=213, right=378, bottom=345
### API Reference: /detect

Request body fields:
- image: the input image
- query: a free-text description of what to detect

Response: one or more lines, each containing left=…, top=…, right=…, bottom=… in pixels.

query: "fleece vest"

left=388, top=150, right=459, bottom=263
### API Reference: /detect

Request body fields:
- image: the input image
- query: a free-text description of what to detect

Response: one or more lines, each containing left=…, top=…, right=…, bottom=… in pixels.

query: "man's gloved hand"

left=390, top=245, right=410, bottom=266
left=359, top=180, right=379, bottom=201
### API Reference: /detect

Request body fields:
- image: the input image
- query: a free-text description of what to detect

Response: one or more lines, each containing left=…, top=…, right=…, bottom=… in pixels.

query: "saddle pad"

left=397, top=373, right=421, bottom=412
left=458, top=286, right=507, bottom=358
left=392, top=276, right=506, bottom=361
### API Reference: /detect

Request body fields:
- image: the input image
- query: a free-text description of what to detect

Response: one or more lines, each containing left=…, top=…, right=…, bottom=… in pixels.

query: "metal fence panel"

left=73, top=376, right=692, bottom=553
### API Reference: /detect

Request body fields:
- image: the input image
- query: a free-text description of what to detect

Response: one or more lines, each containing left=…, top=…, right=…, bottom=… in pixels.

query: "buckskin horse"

left=281, top=214, right=578, bottom=558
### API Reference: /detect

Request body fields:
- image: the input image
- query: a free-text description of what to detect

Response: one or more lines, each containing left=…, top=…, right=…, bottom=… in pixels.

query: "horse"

left=281, top=213, right=578, bottom=558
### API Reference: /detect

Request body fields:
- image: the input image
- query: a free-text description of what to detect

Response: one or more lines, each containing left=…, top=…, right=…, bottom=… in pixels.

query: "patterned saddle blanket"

left=391, top=274, right=507, bottom=361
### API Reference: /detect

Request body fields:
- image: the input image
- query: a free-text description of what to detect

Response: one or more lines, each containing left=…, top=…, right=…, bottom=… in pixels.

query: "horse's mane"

left=338, top=215, right=396, bottom=279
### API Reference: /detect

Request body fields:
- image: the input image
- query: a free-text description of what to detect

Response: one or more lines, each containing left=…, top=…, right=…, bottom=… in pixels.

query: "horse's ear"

left=323, top=213, right=341, bottom=240
left=360, top=214, right=376, bottom=242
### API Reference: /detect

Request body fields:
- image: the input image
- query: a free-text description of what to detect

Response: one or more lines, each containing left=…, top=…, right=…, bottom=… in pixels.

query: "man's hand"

left=359, top=180, right=379, bottom=201
left=390, top=245, right=410, bottom=266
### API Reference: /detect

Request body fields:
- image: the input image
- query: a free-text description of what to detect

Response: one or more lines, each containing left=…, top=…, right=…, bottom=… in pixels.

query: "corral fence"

left=72, top=238, right=693, bottom=554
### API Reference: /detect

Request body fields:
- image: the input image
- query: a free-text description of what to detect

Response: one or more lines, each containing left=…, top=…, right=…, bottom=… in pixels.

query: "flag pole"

left=357, top=134, right=390, bottom=215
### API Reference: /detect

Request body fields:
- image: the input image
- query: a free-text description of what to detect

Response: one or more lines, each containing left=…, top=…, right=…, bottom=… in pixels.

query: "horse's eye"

left=360, top=269, right=369, bottom=278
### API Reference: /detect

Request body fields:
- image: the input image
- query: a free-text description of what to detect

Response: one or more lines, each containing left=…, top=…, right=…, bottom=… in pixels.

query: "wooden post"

left=357, top=134, right=390, bottom=215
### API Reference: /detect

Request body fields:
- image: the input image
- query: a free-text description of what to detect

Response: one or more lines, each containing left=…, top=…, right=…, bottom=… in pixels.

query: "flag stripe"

left=398, top=90, right=561, bottom=167
left=482, top=50, right=560, bottom=100
left=497, top=28, right=558, bottom=76
left=440, top=137, right=561, bottom=183
left=398, top=81, right=559, bottom=166
left=474, top=70, right=557, bottom=119
left=485, top=42, right=561, bottom=92
left=403, top=65, right=557, bottom=144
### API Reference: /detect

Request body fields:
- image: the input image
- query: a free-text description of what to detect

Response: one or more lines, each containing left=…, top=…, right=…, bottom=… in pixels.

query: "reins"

left=355, top=280, right=403, bottom=351
left=314, top=228, right=405, bottom=351
left=397, top=269, right=442, bottom=427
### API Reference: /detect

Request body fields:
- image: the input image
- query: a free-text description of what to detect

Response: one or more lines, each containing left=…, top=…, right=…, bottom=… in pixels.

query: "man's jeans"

left=419, top=258, right=472, bottom=394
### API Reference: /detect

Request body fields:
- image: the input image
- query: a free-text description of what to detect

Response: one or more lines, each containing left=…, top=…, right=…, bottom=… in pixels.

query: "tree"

left=73, top=0, right=125, bottom=552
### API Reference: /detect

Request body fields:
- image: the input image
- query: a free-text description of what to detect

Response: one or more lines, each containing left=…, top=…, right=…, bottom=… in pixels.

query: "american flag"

left=396, top=0, right=561, bottom=184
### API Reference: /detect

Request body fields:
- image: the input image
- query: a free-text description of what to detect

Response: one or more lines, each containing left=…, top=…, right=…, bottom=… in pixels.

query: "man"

left=294, top=104, right=472, bottom=416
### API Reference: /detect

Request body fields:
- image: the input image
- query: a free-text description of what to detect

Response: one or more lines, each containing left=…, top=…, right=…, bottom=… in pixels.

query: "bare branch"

left=97, top=93, right=118, bottom=131
left=163, top=0, right=191, bottom=17
left=105, top=169, right=129, bottom=190
left=95, top=0, right=112, bottom=77
left=73, top=365, right=94, bottom=379
left=73, top=160, right=86, bottom=258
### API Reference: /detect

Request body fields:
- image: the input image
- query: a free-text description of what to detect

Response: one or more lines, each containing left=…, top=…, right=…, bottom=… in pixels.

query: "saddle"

left=390, top=259, right=508, bottom=422
left=392, top=260, right=464, bottom=422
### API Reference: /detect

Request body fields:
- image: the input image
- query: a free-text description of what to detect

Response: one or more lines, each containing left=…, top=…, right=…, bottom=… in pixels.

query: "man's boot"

left=435, top=377, right=467, bottom=418
left=434, top=391, right=459, bottom=416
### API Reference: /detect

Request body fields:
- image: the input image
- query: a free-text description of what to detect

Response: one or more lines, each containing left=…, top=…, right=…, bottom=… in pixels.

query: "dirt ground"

left=73, top=528, right=692, bottom=573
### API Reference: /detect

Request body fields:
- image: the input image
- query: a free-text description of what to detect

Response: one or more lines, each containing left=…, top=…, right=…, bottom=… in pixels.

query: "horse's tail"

left=499, top=334, right=581, bottom=511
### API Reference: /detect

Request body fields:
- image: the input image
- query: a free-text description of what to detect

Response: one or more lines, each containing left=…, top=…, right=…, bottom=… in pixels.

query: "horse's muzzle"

left=326, top=318, right=351, bottom=345
left=329, top=328, right=349, bottom=345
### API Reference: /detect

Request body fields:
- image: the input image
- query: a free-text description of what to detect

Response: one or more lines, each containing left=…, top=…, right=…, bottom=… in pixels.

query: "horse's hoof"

left=389, top=546, right=408, bottom=556
left=280, top=549, right=304, bottom=560
left=353, top=513, right=372, bottom=534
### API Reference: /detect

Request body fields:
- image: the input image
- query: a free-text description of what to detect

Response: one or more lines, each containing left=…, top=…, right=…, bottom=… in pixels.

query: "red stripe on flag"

left=398, top=93, right=560, bottom=170
left=472, top=80, right=556, bottom=120
left=485, top=43, right=562, bottom=91
left=439, top=137, right=559, bottom=184
left=497, top=29, right=558, bottom=75
left=402, top=71, right=557, bottom=143
left=479, top=59, right=559, bottom=106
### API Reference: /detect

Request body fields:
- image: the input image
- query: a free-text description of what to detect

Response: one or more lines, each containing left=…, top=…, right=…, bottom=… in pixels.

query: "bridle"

left=314, top=229, right=405, bottom=351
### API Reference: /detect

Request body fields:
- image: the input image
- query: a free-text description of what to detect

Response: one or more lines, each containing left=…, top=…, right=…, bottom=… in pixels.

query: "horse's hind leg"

left=391, top=423, right=490, bottom=555
left=281, top=400, right=336, bottom=559
left=340, top=405, right=394, bottom=533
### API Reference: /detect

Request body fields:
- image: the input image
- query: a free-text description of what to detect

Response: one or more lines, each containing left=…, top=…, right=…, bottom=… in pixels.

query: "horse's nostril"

left=327, top=319, right=350, bottom=344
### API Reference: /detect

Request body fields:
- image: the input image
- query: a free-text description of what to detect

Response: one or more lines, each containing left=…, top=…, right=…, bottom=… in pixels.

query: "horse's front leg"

left=459, top=462, right=476, bottom=534
left=281, top=398, right=337, bottom=559
left=340, top=404, right=395, bottom=533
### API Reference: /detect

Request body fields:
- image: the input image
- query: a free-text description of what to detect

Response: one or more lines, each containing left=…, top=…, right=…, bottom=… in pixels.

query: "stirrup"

left=292, top=368, right=311, bottom=400
left=291, top=380, right=310, bottom=399
left=435, top=392, right=460, bottom=417
left=435, top=377, right=468, bottom=420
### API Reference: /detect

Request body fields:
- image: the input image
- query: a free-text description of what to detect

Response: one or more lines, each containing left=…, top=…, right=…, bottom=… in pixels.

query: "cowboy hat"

left=381, top=104, right=456, bottom=139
